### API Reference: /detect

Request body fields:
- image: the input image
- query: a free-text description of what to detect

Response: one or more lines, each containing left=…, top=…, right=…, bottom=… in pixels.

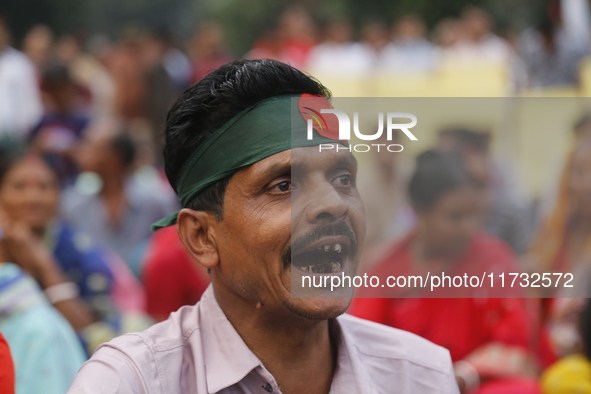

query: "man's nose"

left=303, top=180, right=348, bottom=223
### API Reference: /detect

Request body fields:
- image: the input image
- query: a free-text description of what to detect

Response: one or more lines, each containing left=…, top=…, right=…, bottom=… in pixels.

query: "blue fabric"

left=50, top=222, right=121, bottom=330
left=52, top=224, right=113, bottom=298
left=0, top=263, right=86, bottom=394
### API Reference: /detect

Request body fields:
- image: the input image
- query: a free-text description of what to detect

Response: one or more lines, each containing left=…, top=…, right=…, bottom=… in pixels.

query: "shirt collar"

left=198, top=286, right=264, bottom=393
left=328, top=318, right=371, bottom=394
left=197, top=285, right=371, bottom=394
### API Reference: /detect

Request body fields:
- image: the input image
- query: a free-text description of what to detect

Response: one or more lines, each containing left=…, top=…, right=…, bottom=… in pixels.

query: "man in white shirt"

left=0, top=17, right=43, bottom=138
left=69, top=59, right=459, bottom=394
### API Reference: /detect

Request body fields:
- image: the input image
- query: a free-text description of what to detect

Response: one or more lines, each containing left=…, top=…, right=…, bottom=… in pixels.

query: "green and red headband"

left=151, top=94, right=347, bottom=230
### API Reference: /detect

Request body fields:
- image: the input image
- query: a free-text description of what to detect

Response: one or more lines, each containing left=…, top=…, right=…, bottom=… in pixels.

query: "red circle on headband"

left=298, top=94, right=342, bottom=141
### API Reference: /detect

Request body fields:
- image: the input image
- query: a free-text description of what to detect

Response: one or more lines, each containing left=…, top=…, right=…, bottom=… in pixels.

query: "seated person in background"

left=437, top=128, right=531, bottom=255
left=0, top=261, right=86, bottom=394
left=541, top=298, right=591, bottom=393
left=142, top=225, right=209, bottom=322
left=0, top=333, right=15, bottom=394
left=68, top=59, right=459, bottom=393
left=0, top=144, right=148, bottom=353
left=62, top=119, right=178, bottom=276
left=350, top=150, right=539, bottom=393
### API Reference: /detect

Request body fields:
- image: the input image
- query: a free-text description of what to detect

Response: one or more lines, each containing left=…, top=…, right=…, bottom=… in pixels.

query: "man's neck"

left=214, top=286, right=337, bottom=394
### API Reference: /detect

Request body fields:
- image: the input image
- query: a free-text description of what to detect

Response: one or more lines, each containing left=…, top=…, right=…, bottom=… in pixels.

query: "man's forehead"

left=249, top=147, right=357, bottom=175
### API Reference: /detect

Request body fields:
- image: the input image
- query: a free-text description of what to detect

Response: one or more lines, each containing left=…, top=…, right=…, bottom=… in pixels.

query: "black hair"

left=0, top=141, right=24, bottom=185
left=0, top=139, right=57, bottom=185
left=162, top=59, right=331, bottom=220
left=110, top=132, right=136, bottom=169
left=408, top=150, right=474, bottom=212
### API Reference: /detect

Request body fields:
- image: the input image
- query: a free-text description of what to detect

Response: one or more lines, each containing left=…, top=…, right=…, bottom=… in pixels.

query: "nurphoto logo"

left=298, top=95, right=418, bottom=152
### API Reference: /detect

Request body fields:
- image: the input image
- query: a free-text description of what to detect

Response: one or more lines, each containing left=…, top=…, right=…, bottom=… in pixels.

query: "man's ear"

left=176, top=208, right=220, bottom=269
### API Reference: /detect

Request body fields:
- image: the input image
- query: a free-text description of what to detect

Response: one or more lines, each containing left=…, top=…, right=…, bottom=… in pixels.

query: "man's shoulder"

left=91, top=303, right=202, bottom=372
left=69, top=304, right=203, bottom=393
left=338, top=313, right=452, bottom=373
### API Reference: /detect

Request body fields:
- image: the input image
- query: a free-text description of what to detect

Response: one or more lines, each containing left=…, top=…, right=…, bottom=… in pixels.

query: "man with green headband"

left=69, top=59, right=458, bottom=393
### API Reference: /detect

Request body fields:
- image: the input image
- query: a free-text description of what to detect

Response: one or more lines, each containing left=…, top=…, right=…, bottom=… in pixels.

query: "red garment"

left=0, top=333, right=15, bottom=394
left=476, top=378, right=541, bottom=394
left=349, top=232, right=534, bottom=362
left=142, top=226, right=209, bottom=321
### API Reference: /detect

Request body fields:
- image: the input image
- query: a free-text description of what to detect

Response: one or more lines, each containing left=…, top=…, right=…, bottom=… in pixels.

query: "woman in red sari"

left=350, top=150, right=540, bottom=393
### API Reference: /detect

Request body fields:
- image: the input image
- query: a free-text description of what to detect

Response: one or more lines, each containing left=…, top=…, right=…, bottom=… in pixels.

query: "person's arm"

left=0, top=219, right=96, bottom=330
left=37, top=258, right=97, bottom=330
left=454, top=360, right=479, bottom=393
left=447, top=358, right=462, bottom=394
left=459, top=341, right=538, bottom=389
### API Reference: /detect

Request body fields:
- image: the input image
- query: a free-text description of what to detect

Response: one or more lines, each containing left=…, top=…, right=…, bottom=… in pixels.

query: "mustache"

left=282, top=219, right=358, bottom=265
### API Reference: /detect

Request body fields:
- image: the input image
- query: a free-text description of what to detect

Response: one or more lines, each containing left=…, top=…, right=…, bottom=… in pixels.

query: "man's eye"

left=334, top=175, right=352, bottom=186
left=271, top=181, right=291, bottom=193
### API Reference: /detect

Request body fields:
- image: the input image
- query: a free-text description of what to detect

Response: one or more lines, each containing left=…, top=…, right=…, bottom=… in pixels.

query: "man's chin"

left=278, top=260, right=356, bottom=320
left=282, top=296, right=351, bottom=321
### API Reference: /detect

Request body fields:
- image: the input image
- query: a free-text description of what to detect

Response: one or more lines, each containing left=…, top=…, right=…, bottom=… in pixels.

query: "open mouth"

left=290, top=237, right=350, bottom=274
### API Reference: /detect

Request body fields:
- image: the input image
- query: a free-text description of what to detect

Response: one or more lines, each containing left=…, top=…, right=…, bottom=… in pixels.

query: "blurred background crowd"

left=1, top=0, right=591, bottom=393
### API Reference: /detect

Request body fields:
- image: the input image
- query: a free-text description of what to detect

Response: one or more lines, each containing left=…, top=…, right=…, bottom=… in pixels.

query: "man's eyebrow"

left=257, top=152, right=358, bottom=183
left=258, top=160, right=292, bottom=182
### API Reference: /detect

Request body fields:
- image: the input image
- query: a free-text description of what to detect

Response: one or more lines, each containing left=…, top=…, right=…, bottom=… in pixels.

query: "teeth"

left=297, top=261, right=342, bottom=274
left=318, top=243, right=343, bottom=253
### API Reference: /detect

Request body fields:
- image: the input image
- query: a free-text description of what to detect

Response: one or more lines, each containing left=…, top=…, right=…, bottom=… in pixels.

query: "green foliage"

left=1, top=0, right=195, bottom=47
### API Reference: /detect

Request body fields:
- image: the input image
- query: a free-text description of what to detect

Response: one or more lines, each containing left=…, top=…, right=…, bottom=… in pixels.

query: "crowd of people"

left=252, top=5, right=591, bottom=90
left=0, top=3, right=591, bottom=394
left=350, top=119, right=591, bottom=393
